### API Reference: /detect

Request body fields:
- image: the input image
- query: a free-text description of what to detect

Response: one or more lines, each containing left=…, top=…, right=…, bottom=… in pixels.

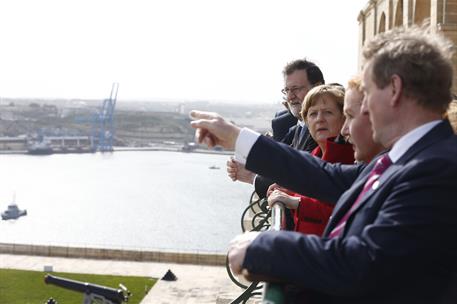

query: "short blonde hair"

left=362, top=24, right=454, bottom=114
left=301, top=84, right=345, bottom=122
left=347, top=75, right=362, bottom=93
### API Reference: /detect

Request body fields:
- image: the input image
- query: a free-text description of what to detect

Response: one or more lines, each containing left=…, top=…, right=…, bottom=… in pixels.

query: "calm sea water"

left=0, top=151, right=253, bottom=253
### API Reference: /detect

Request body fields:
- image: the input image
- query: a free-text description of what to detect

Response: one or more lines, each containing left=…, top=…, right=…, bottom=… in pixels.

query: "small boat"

left=209, top=165, right=220, bottom=169
left=27, top=140, right=53, bottom=155
left=1, top=204, right=27, bottom=220
left=1, top=196, right=27, bottom=220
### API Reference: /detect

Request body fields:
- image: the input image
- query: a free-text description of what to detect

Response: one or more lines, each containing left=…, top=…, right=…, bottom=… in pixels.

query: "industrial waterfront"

left=0, top=151, right=253, bottom=253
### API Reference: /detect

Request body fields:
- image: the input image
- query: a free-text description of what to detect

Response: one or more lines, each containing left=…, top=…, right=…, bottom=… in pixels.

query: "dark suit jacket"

left=254, top=124, right=317, bottom=199
left=243, top=120, right=457, bottom=303
left=272, top=110, right=297, bottom=142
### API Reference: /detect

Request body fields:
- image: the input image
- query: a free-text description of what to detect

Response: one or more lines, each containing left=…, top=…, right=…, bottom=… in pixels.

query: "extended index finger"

left=189, top=110, right=219, bottom=120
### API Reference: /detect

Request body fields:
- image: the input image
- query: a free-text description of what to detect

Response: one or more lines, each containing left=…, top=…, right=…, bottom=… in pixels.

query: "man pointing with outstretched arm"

left=191, top=25, right=457, bottom=303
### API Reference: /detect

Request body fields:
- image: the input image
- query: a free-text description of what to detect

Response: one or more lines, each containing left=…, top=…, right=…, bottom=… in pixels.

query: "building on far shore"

left=357, top=0, right=457, bottom=92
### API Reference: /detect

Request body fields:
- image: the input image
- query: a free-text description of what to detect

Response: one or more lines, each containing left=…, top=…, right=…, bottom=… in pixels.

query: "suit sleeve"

left=254, top=175, right=275, bottom=199
left=245, top=135, right=363, bottom=203
left=243, top=153, right=457, bottom=296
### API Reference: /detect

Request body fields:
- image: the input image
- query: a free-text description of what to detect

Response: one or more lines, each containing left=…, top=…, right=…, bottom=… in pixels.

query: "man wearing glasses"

left=227, top=59, right=325, bottom=200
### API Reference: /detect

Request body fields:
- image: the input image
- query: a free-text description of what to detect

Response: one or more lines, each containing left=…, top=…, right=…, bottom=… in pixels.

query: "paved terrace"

left=0, top=253, right=261, bottom=303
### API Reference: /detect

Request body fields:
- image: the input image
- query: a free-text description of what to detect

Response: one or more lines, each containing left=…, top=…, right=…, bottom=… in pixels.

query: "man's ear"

left=390, top=74, right=403, bottom=107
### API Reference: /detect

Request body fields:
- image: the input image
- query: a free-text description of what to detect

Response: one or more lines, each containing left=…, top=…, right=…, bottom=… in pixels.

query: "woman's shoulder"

left=323, top=138, right=355, bottom=164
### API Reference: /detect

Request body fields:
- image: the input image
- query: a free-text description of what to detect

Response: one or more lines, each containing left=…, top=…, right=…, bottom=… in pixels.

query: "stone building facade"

left=358, top=0, right=457, bottom=91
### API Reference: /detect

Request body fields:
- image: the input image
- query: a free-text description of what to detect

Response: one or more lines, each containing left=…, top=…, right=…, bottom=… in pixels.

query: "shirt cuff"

left=234, top=127, right=260, bottom=165
left=252, top=174, right=258, bottom=186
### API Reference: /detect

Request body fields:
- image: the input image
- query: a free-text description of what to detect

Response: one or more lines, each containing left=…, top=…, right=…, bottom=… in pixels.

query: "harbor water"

left=0, top=151, right=253, bottom=253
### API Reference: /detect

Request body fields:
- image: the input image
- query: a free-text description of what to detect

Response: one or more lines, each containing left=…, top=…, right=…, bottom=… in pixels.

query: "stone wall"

left=357, top=0, right=457, bottom=92
left=0, top=242, right=226, bottom=266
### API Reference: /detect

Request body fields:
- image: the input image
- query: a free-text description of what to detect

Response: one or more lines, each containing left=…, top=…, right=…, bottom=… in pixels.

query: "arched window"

left=379, top=12, right=386, bottom=33
left=414, top=0, right=431, bottom=24
left=389, top=0, right=394, bottom=28
left=394, top=0, right=403, bottom=27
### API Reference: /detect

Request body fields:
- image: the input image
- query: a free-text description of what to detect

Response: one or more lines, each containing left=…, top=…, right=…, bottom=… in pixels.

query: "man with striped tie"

left=190, top=25, right=457, bottom=303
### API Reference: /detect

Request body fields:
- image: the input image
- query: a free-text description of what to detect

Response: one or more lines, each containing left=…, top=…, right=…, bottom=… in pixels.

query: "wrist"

left=286, top=196, right=300, bottom=209
left=231, top=126, right=241, bottom=150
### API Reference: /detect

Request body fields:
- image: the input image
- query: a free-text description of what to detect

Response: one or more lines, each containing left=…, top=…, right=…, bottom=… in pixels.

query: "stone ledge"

left=0, top=242, right=226, bottom=266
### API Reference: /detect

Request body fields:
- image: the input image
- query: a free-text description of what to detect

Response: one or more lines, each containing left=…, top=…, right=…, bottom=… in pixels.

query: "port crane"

left=96, top=83, right=118, bottom=152
left=75, top=83, right=119, bottom=152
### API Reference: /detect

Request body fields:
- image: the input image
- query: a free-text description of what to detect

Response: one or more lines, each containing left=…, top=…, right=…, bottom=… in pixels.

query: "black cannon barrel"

left=44, top=274, right=126, bottom=303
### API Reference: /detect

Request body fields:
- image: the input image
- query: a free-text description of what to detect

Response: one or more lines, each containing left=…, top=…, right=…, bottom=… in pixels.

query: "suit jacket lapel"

left=323, top=171, right=371, bottom=235
left=353, top=120, right=454, bottom=214
left=348, top=163, right=398, bottom=216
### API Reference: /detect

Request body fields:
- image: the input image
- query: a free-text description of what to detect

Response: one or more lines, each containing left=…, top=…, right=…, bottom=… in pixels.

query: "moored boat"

left=1, top=203, right=27, bottom=220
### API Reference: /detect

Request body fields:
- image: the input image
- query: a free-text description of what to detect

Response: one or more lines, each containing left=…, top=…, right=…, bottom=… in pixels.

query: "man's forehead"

left=361, top=61, right=373, bottom=84
left=343, top=100, right=355, bottom=113
left=344, top=90, right=361, bottom=113
left=285, top=70, right=308, bottom=83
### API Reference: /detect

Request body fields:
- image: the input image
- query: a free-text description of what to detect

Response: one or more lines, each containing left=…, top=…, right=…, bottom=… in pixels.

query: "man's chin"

left=289, top=105, right=302, bottom=118
left=354, top=150, right=363, bottom=162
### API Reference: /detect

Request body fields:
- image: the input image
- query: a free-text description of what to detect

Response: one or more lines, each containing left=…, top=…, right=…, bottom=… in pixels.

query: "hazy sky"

left=0, top=0, right=368, bottom=103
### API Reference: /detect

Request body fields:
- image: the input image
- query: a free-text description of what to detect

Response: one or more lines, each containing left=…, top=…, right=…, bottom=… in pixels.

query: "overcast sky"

left=0, top=0, right=368, bottom=103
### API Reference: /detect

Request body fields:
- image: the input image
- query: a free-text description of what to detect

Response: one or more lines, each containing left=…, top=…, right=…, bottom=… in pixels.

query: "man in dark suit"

left=227, top=59, right=323, bottom=198
left=190, top=25, right=457, bottom=303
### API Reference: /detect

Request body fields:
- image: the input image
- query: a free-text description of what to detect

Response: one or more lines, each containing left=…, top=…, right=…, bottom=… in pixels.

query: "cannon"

left=44, top=274, right=131, bottom=304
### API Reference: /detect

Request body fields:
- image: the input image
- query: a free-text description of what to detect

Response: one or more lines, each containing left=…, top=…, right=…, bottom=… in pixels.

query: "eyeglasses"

left=281, top=86, right=306, bottom=96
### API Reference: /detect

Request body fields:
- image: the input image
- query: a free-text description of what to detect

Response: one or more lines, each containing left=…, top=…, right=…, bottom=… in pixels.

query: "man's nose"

left=361, top=95, right=369, bottom=114
left=341, top=120, right=349, bottom=137
left=286, top=92, right=297, bottom=101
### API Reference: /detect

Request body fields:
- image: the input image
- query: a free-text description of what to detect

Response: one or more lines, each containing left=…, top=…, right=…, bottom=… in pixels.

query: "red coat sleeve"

left=292, top=194, right=333, bottom=236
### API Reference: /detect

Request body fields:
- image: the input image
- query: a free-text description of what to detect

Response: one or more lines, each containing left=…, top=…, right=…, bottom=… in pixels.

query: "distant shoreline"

left=0, top=147, right=233, bottom=156
left=115, top=146, right=233, bottom=155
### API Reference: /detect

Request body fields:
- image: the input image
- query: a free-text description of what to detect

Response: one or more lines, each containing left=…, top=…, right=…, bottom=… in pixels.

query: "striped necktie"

left=329, top=154, right=392, bottom=238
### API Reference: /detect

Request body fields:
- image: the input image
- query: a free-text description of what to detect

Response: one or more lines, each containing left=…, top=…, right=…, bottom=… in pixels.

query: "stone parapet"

left=0, top=242, right=226, bottom=266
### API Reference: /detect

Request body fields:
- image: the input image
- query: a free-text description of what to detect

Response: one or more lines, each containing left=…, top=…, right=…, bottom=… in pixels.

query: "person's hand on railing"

left=228, top=232, right=261, bottom=275
left=227, top=157, right=256, bottom=184
left=266, top=183, right=290, bottom=197
left=268, top=190, right=300, bottom=210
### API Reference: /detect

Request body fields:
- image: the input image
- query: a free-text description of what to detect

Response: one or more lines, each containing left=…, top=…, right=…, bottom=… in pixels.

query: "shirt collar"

left=388, top=120, right=441, bottom=163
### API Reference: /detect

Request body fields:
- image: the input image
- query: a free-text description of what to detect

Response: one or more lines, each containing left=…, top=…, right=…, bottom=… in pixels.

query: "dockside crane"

left=74, top=83, right=119, bottom=152
left=96, top=83, right=118, bottom=152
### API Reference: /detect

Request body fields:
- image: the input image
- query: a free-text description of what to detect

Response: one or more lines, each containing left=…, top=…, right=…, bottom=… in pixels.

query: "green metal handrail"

left=228, top=195, right=286, bottom=304
left=260, top=202, right=286, bottom=304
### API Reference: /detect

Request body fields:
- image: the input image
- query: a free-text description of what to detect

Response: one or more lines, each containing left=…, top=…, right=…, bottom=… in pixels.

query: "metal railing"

left=260, top=202, right=286, bottom=304
left=240, top=192, right=271, bottom=232
left=228, top=191, right=286, bottom=304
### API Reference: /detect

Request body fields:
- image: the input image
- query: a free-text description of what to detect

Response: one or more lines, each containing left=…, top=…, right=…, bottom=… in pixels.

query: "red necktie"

left=329, top=154, right=392, bottom=238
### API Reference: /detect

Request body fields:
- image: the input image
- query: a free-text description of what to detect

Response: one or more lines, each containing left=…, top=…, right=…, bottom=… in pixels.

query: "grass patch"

left=0, top=268, right=156, bottom=304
